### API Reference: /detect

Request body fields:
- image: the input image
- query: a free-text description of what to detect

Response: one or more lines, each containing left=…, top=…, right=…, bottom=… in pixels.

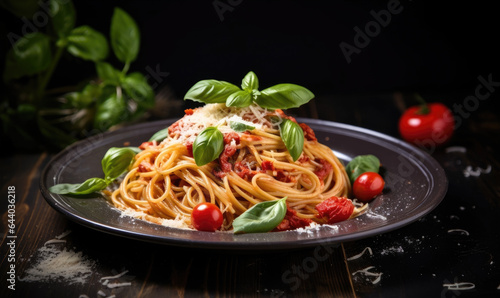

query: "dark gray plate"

left=40, top=118, right=447, bottom=250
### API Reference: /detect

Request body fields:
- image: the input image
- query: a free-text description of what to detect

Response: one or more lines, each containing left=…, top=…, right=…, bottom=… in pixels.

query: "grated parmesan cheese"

left=120, top=208, right=190, bottom=229
left=20, top=231, right=95, bottom=285
left=166, top=104, right=271, bottom=144
left=19, top=246, right=95, bottom=284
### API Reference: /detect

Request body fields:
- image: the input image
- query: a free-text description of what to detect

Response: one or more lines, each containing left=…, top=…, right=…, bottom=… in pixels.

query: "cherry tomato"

left=353, top=172, right=385, bottom=202
left=315, top=196, right=354, bottom=224
left=399, top=103, right=455, bottom=147
left=191, top=203, right=223, bottom=232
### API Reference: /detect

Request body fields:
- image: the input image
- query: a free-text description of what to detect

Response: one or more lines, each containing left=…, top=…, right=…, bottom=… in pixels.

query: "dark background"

left=1, top=0, right=499, bottom=137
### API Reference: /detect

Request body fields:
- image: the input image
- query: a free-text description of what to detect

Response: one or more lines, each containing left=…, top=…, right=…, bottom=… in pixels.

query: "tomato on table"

left=191, top=203, right=223, bottom=232
left=398, top=101, right=454, bottom=147
left=353, top=172, right=385, bottom=202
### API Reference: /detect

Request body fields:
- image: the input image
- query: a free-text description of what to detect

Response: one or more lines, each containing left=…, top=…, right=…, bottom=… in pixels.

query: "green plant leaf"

left=279, top=119, right=304, bottom=161
left=50, top=0, right=76, bottom=38
left=67, top=25, right=108, bottom=61
left=101, top=147, right=136, bottom=182
left=256, top=84, right=314, bottom=110
left=230, top=121, right=255, bottom=132
left=241, top=71, right=259, bottom=91
left=122, top=72, right=155, bottom=107
left=94, top=91, right=127, bottom=130
left=110, top=7, right=140, bottom=63
left=149, top=127, right=169, bottom=142
left=96, top=61, right=122, bottom=85
left=49, top=177, right=108, bottom=195
left=233, top=197, right=287, bottom=234
left=184, top=80, right=241, bottom=104
left=226, top=90, right=252, bottom=107
left=193, top=126, right=224, bottom=166
left=3, top=32, right=52, bottom=81
left=66, top=83, right=102, bottom=108
left=345, top=155, right=380, bottom=184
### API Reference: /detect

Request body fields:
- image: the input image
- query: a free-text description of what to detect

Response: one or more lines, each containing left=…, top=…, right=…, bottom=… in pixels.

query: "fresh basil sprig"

left=279, top=119, right=304, bottom=161
left=49, top=147, right=137, bottom=195
left=193, top=127, right=224, bottom=166
left=184, top=71, right=314, bottom=110
left=345, top=154, right=380, bottom=184
left=233, top=197, right=287, bottom=234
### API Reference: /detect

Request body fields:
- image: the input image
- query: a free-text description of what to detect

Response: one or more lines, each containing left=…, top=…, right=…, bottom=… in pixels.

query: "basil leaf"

left=3, top=32, right=51, bottom=81
left=101, top=147, right=136, bottom=182
left=96, top=61, right=122, bottom=85
left=241, top=71, right=259, bottom=91
left=230, top=121, right=255, bottom=132
left=279, top=119, right=304, bottom=161
left=233, top=197, right=287, bottom=234
left=193, top=127, right=224, bottom=166
left=149, top=127, right=169, bottom=142
left=50, top=0, right=75, bottom=38
left=184, top=80, right=241, bottom=104
left=94, top=91, right=127, bottom=130
left=256, top=84, right=314, bottom=110
left=67, top=83, right=102, bottom=108
left=49, top=177, right=107, bottom=195
left=110, top=7, right=140, bottom=64
left=67, top=25, right=108, bottom=61
left=226, top=90, right=252, bottom=107
left=122, top=72, right=155, bottom=107
left=345, top=154, right=380, bottom=184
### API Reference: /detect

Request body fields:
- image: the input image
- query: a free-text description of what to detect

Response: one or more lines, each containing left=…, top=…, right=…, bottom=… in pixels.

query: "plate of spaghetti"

left=40, top=72, right=448, bottom=250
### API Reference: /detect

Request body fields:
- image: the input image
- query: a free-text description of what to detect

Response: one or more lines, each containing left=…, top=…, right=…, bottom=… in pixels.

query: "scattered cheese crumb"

left=447, top=229, right=470, bottom=236
left=352, top=266, right=383, bottom=284
left=100, top=270, right=129, bottom=281
left=443, top=282, right=475, bottom=290
left=347, top=247, right=373, bottom=261
left=107, top=282, right=132, bottom=289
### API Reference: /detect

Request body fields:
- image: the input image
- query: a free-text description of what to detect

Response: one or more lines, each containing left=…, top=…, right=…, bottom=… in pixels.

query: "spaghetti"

left=109, top=103, right=363, bottom=231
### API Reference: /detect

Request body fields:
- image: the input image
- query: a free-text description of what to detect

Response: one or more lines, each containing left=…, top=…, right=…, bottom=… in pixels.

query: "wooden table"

left=1, top=92, right=499, bottom=297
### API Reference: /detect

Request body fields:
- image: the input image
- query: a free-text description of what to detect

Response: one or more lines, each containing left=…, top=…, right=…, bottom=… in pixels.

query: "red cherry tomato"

left=398, top=103, right=454, bottom=147
left=315, top=196, right=354, bottom=224
left=353, top=172, right=385, bottom=202
left=191, top=203, right=223, bottom=232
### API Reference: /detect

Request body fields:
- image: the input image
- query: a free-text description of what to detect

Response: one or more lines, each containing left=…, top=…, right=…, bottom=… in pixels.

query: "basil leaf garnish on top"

left=49, top=177, right=108, bottom=195
left=230, top=121, right=255, bottom=132
left=184, top=80, right=241, bottom=104
left=183, top=71, right=314, bottom=110
left=241, top=71, right=259, bottom=91
left=193, top=126, right=224, bottom=166
left=233, top=197, right=287, bottom=234
left=345, top=154, right=380, bottom=184
left=279, top=119, right=304, bottom=161
left=101, top=147, right=136, bottom=182
left=226, top=90, right=252, bottom=107
left=256, top=83, right=315, bottom=110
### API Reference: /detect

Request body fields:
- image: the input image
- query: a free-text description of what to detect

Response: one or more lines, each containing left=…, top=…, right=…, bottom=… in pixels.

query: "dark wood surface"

left=1, top=93, right=500, bottom=298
